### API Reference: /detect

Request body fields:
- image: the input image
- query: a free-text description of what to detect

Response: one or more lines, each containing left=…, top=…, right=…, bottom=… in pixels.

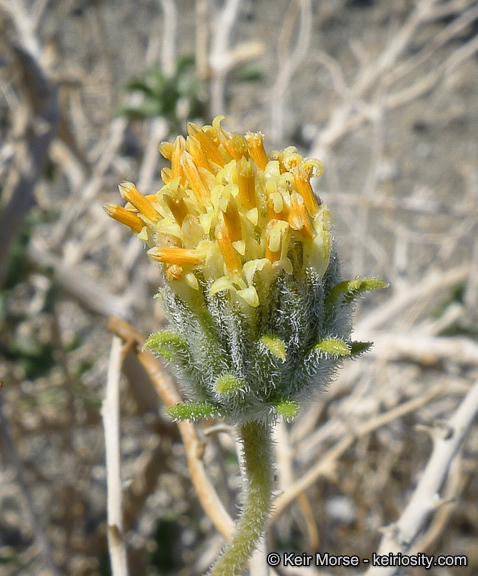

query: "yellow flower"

left=106, top=115, right=387, bottom=429
left=104, top=116, right=332, bottom=308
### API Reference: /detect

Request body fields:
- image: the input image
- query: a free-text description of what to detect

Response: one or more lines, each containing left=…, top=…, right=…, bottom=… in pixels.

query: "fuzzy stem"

left=209, top=420, right=273, bottom=576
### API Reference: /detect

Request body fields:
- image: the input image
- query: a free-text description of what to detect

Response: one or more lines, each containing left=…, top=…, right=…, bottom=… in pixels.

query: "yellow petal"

left=159, top=141, right=173, bottom=160
left=199, top=211, right=214, bottom=235
left=171, top=136, right=186, bottom=183
left=184, top=272, right=200, bottom=290
left=237, top=287, right=259, bottom=308
left=246, top=207, right=258, bottom=226
left=232, top=240, right=246, bottom=255
left=210, top=276, right=235, bottom=296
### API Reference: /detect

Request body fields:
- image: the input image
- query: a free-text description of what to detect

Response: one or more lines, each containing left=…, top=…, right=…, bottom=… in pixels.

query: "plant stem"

left=209, top=420, right=273, bottom=576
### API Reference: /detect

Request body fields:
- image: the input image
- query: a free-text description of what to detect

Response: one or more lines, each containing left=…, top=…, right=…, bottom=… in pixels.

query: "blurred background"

left=0, top=0, right=477, bottom=575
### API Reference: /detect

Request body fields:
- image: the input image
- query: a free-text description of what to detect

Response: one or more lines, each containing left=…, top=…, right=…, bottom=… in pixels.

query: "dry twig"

left=208, top=0, right=264, bottom=116
left=366, top=377, right=478, bottom=575
left=102, top=336, right=129, bottom=576
left=0, top=39, right=59, bottom=286
left=270, top=383, right=447, bottom=523
left=0, top=396, right=63, bottom=576
left=108, top=316, right=234, bottom=540
left=270, top=0, right=312, bottom=144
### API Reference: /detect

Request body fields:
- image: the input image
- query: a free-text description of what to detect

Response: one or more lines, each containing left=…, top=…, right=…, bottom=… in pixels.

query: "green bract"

left=145, top=254, right=386, bottom=425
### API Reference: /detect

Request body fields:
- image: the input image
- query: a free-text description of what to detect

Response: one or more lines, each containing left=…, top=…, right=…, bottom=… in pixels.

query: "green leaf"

left=144, top=331, right=188, bottom=362
left=235, top=63, right=264, bottom=82
left=274, top=399, right=299, bottom=421
left=119, top=99, right=164, bottom=119
left=326, top=278, right=388, bottom=307
left=0, top=553, right=22, bottom=565
left=260, top=335, right=287, bottom=361
left=350, top=341, right=373, bottom=356
left=147, top=67, right=167, bottom=94
left=215, top=373, right=246, bottom=395
left=176, top=54, right=196, bottom=74
left=7, top=338, right=56, bottom=378
left=124, top=79, right=157, bottom=97
left=168, top=401, right=221, bottom=421
left=314, top=338, right=351, bottom=357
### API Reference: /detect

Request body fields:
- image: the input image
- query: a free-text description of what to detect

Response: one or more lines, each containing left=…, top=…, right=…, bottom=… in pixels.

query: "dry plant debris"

left=0, top=1, right=477, bottom=575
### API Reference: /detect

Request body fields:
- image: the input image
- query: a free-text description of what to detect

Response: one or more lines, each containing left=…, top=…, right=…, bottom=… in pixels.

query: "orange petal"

left=237, top=157, right=256, bottom=209
left=187, top=135, right=213, bottom=172
left=164, top=192, right=189, bottom=225
left=187, top=123, right=226, bottom=167
left=289, top=192, right=315, bottom=239
left=119, top=182, right=161, bottom=222
left=222, top=133, right=248, bottom=161
left=103, top=203, right=145, bottom=233
left=147, top=247, right=205, bottom=266
left=215, top=222, right=242, bottom=274
left=181, top=151, right=210, bottom=201
left=245, top=131, right=268, bottom=170
left=293, top=166, right=319, bottom=216
left=221, top=197, right=242, bottom=242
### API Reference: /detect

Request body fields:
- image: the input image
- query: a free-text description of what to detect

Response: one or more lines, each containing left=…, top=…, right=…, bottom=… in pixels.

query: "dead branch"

left=309, top=0, right=478, bottom=162
left=102, top=336, right=129, bottom=576
left=0, top=396, right=63, bottom=576
left=158, top=0, right=177, bottom=77
left=357, top=265, right=470, bottom=332
left=0, top=44, right=59, bottom=287
left=362, top=332, right=478, bottom=367
left=365, top=377, right=478, bottom=575
left=108, top=316, right=235, bottom=540
left=208, top=0, right=264, bottom=117
left=26, top=240, right=133, bottom=318
left=269, top=383, right=447, bottom=523
left=270, top=0, right=312, bottom=144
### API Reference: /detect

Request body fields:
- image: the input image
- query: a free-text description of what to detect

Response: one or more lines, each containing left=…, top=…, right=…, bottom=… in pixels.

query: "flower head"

left=106, top=116, right=331, bottom=309
left=105, top=117, right=386, bottom=424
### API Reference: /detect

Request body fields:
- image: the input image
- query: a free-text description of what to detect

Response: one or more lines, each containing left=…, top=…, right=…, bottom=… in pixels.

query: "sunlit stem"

left=209, top=420, right=273, bottom=576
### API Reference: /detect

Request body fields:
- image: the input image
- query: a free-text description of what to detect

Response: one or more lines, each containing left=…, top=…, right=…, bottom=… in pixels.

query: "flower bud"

left=106, top=117, right=387, bottom=424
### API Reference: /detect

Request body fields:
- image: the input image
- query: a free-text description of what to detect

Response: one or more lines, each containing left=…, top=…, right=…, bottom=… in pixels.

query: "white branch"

left=249, top=536, right=270, bottom=576
left=359, top=332, right=478, bottom=367
left=159, top=0, right=177, bottom=76
left=270, top=0, right=312, bottom=143
left=209, top=0, right=242, bottom=116
left=102, top=336, right=129, bottom=576
left=357, top=265, right=470, bottom=332
left=365, top=377, right=478, bottom=575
